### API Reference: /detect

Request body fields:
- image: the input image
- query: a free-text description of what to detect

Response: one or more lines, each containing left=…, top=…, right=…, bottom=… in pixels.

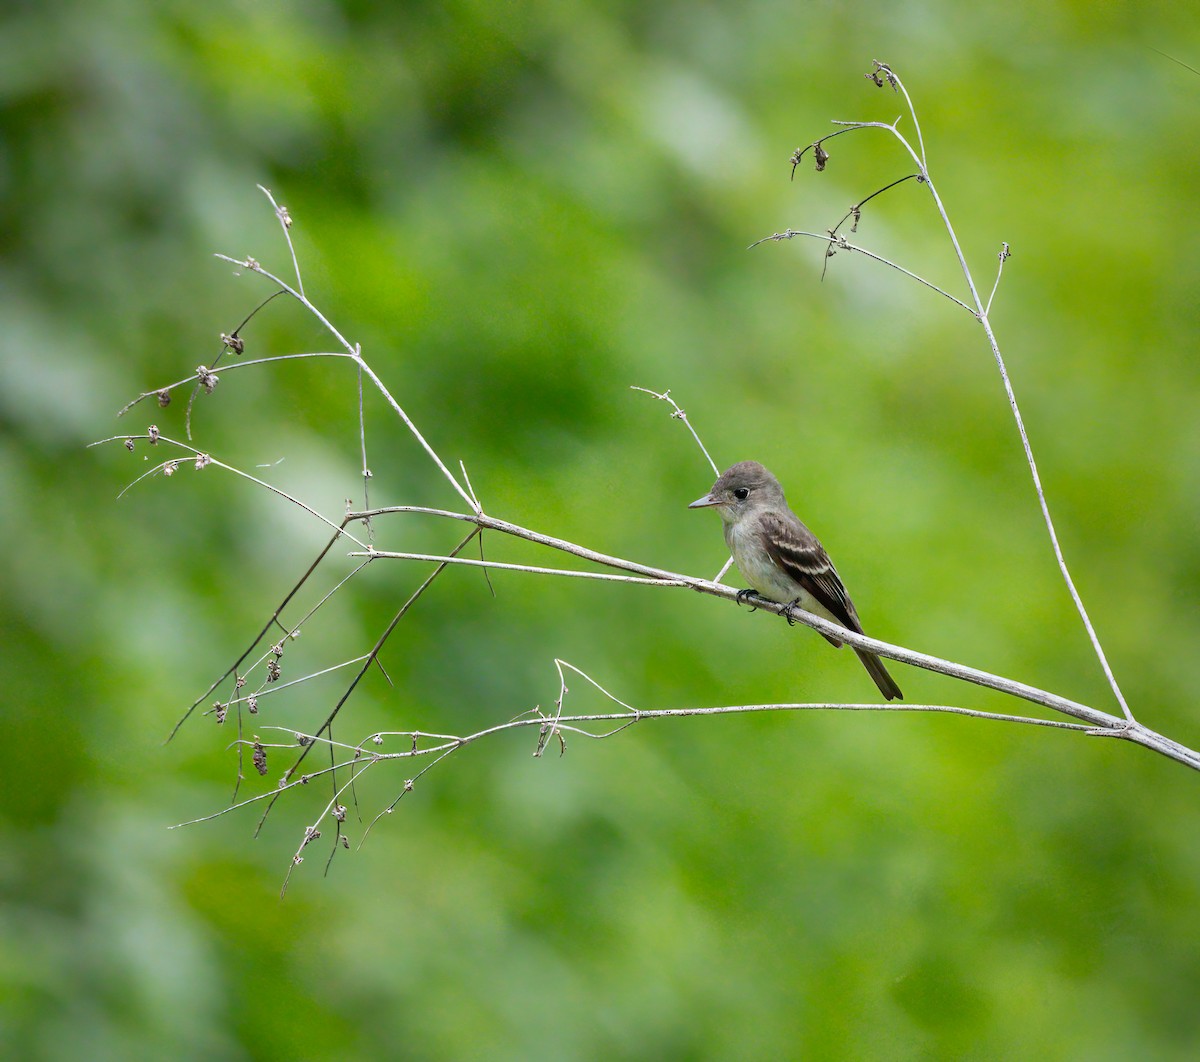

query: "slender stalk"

left=349, top=503, right=1197, bottom=769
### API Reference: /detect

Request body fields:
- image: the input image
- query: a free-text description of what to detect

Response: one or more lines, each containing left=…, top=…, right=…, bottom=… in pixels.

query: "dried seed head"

left=195, top=366, right=218, bottom=394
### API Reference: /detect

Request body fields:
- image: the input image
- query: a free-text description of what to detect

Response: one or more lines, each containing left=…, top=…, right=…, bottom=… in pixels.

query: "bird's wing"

left=759, top=511, right=863, bottom=635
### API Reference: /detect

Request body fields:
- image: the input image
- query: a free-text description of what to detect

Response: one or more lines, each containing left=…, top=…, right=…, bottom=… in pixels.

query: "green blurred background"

left=4, top=0, right=1200, bottom=1058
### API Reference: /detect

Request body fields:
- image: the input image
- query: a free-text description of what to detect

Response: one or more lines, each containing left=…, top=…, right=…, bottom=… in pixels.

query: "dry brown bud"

left=195, top=366, right=219, bottom=395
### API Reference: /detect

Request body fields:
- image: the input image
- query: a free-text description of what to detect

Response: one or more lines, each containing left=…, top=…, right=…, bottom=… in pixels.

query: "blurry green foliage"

left=2, top=0, right=1200, bottom=1058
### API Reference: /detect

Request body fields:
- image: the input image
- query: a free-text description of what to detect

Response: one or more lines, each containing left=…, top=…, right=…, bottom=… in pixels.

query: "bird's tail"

left=854, top=649, right=903, bottom=701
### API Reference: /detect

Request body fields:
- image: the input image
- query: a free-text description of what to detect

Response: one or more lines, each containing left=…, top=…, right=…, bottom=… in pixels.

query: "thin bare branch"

left=631, top=386, right=721, bottom=476
left=254, top=528, right=484, bottom=835
left=985, top=242, right=1011, bottom=317
left=356, top=360, right=372, bottom=538
left=1150, top=47, right=1200, bottom=79
left=120, top=351, right=352, bottom=415
left=749, top=229, right=974, bottom=313
left=171, top=685, right=1194, bottom=843
left=358, top=550, right=691, bottom=586
left=257, top=184, right=304, bottom=298
left=159, top=517, right=370, bottom=741
left=459, top=460, right=484, bottom=515
left=101, top=432, right=369, bottom=551
left=788, top=65, right=1134, bottom=724
left=213, top=254, right=475, bottom=511
left=883, top=66, right=1133, bottom=723
left=343, top=503, right=1197, bottom=766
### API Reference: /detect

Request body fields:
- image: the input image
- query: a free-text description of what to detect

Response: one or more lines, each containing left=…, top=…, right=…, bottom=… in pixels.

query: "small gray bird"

left=689, top=460, right=902, bottom=701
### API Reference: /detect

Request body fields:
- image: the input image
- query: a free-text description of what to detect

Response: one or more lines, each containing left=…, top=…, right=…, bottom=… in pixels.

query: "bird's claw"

left=783, top=599, right=801, bottom=626
left=735, top=588, right=761, bottom=612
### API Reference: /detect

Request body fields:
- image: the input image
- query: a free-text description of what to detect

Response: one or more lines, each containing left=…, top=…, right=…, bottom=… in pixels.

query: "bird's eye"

left=733, top=487, right=750, bottom=500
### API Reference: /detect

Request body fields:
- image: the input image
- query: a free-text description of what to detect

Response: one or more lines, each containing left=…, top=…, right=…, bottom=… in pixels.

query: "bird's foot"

left=735, top=588, right=761, bottom=612
left=783, top=598, right=801, bottom=626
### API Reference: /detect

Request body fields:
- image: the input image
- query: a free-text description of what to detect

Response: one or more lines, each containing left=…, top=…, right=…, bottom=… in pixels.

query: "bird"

left=689, top=460, right=902, bottom=701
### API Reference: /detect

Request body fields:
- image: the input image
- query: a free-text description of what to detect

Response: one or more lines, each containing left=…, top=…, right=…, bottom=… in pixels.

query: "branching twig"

left=749, top=229, right=974, bottom=312
left=251, top=527, right=485, bottom=836
left=213, top=253, right=476, bottom=512
left=171, top=650, right=1193, bottom=877
left=93, top=432, right=369, bottom=550
left=768, top=59, right=1134, bottom=724
left=985, top=242, right=1011, bottom=317
left=106, top=74, right=1198, bottom=888
left=345, top=503, right=1199, bottom=770
left=631, top=386, right=720, bottom=476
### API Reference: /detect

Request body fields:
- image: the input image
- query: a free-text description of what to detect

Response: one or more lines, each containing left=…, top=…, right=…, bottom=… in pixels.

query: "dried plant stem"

left=347, top=503, right=1198, bottom=771
left=775, top=61, right=1133, bottom=724
left=212, top=253, right=477, bottom=512
left=360, top=551, right=690, bottom=586
left=173, top=658, right=1192, bottom=844
left=751, top=229, right=974, bottom=313
left=631, top=386, right=721, bottom=476
left=109, top=113, right=1198, bottom=884
left=898, top=77, right=1133, bottom=724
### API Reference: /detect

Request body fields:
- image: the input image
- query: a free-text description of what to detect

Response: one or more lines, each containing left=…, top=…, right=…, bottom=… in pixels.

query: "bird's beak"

left=688, top=491, right=720, bottom=509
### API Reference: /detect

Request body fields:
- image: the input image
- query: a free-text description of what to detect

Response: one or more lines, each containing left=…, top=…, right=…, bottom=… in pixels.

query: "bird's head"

left=688, top=461, right=785, bottom=524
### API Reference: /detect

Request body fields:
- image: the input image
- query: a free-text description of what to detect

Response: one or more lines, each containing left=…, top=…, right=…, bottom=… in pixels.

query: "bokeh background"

left=3, top=1, right=1200, bottom=1058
